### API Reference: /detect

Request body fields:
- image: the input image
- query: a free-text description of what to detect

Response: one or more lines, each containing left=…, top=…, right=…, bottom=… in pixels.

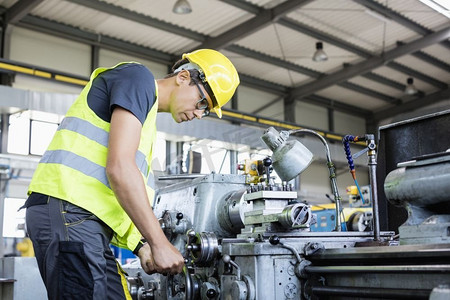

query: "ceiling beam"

left=2, top=0, right=44, bottom=25
left=252, top=96, right=283, bottom=114
left=340, top=81, right=400, bottom=104
left=291, top=26, right=450, bottom=99
left=60, top=0, right=382, bottom=112
left=228, top=45, right=400, bottom=104
left=373, top=87, right=450, bottom=122
left=63, top=0, right=445, bottom=103
left=226, top=45, right=321, bottom=78
left=225, top=0, right=450, bottom=86
left=277, top=17, right=449, bottom=89
left=239, top=74, right=287, bottom=96
left=353, top=0, right=450, bottom=50
left=386, top=61, right=448, bottom=90
left=66, top=0, right=204, bottom=42
left=219, top=0, right=261, bottom=15
left=192, top=0, right=313, bottom=50
left=19, top=15, right=175, bottom=64
left=397, top=41, right=450, bottom=73
left=362, top=72, right=406, bottom=91
left=277, top=18, right=371, bottom=58
left=304, top=95, right=372, bottom=117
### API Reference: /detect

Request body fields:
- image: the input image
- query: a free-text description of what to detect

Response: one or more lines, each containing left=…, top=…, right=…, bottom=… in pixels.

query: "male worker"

left=24, top=49, right=239, bottom=299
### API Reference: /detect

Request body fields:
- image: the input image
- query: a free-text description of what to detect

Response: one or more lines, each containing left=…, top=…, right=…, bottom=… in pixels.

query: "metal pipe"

left=158, top=174, right=206, bottom=180
left=310, top=286, right=430, bottom=299
left=305, top=264, right=450, bottom=273
left=289, top=129, right=342, bottom=231
left=366, top=135, right=380, bottom=241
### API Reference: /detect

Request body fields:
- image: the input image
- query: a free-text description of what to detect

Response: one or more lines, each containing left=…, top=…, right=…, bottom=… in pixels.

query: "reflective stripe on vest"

left=52, top=116, right=155, bottom=189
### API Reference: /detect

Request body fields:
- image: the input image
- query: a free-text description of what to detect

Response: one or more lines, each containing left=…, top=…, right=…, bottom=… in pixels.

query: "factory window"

left=7, top=111, right=30, bottom=155
left=2, top=197, right=26, bottom=238
left=186, top=141, right=231, bottom=174
left=151, top=133, right=167, bottom=171
left=30, top=120, right=58, bottom=155
left=8, top=110, right=62, bottom=156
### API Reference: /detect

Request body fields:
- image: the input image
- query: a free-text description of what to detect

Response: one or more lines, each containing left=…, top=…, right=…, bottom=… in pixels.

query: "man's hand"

left=137, top=241, right=184, bottom=275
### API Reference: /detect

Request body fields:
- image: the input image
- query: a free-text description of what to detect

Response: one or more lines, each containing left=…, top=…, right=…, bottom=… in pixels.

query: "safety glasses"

left=195, top=83, right=210, bottom=117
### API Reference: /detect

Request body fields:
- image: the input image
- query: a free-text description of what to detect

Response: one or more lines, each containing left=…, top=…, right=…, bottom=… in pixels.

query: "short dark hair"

left=165, top=58, right=201, bottom=86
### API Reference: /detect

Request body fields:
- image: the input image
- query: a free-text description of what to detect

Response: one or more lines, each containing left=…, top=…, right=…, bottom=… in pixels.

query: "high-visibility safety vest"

left=28, top=63, right=158, bottom=251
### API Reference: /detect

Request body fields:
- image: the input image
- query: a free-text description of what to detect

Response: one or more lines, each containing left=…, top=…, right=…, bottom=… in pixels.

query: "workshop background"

left=0, top=0, right=448, bottom=299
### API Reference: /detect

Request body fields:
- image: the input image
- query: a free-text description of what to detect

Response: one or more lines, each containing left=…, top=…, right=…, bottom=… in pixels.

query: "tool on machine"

left=342, top=134, right=380, bottom=241
left=261, top=127, right=345, bottom=232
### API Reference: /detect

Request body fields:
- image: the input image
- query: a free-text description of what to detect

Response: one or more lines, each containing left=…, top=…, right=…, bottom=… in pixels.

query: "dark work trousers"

left=25, top=194, right=131, bottom=300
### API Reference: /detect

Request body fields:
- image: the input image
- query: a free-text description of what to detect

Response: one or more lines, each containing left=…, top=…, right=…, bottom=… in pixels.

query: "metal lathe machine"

left=124, top=111, right=450, bottom=300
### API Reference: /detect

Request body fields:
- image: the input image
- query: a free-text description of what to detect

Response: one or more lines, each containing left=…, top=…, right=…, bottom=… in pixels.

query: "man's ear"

left=175, top=70, right=191, bottom=86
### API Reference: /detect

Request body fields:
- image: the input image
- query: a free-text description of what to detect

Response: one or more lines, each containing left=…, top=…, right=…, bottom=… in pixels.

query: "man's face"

left=170, top=71, right=213, bottom=123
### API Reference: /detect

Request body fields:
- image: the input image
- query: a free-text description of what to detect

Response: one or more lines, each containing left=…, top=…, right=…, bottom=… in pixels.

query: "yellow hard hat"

left=183, top=49, right=240, bottom=118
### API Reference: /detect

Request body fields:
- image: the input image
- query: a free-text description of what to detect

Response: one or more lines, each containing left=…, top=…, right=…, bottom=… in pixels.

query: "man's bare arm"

left=106, top=107, right=183, bottom=274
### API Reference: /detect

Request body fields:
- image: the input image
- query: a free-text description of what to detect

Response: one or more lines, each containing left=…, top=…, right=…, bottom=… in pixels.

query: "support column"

left=176, top=141, right=184, bottom=174
left=284, top=96, right=295, bottom=123
left=0, top=113, right=9, bottom=153
left=0, top=21, right=15, bottom=86
left=328, top=108, right=335, bottom=132
left=366, top=116, right=378, bottom=137
left=328, top=108, right=335, bottom=144
left=230, top=150, right=238, bottom=174
left=0, top=22, right=12, bottom=59
left=91, top=45, right=100, bottom=71
left=230, top=92, right=239, bottom=171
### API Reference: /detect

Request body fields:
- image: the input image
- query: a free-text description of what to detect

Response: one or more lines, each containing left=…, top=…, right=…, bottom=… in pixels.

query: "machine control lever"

left=223, top=254, right=241, bottom=280
left=269, top=235, right=302, bottom=263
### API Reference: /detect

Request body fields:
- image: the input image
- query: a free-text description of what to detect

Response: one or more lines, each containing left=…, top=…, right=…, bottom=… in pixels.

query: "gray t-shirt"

left=87, top=63, right=157, bottom=125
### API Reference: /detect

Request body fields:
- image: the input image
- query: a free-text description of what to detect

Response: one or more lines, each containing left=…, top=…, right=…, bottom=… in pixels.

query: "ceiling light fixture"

left=419, top=0, right=450, bottom=19
left=313, top=42, right=328, bottom=62
left=173, top=0, right=192, bottom=14
left=405, top=77, right=418, bottom=95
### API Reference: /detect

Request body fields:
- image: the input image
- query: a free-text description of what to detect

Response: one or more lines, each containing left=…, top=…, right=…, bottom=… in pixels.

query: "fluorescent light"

left=173, top=0, right=192, bottom=14
left=405, top=77, right=418, bottom=95
left=419, top=0, right=450, bottom=19
left=313, top=42, right=328, bottom=62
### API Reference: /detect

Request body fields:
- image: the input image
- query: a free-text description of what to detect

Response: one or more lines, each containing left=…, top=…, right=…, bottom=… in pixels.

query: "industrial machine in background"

left=123, top=111, right=450, bottom=300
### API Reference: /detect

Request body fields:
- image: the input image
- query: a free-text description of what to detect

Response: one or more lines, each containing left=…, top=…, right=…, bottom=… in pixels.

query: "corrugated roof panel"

left=32, top=0, right=119, bottom=32
left=422, top=44, right=450, bottom=63
left=96, top=16, right=197, bottom=53
left=0, top=0, right=18, bottom=9
left=226, top=52, right=309, bottom=87
left=393, top=55, right=450, bottom=88
left=315, top=85, right=390, bottom=110
left=102, top=0, right=254, bottom=37
left=245, top=0, right=289, bottom=9
left=31, top=0, right=197, bottom=54
left=348, top=76, right=404, bottom=98
left=372, top=65, right=438, bottom=93
left=374, top=0, right=450, bottom=31
left=235, top=23, right=359, bottom=75
left=287, top=0, right=420, bottom=55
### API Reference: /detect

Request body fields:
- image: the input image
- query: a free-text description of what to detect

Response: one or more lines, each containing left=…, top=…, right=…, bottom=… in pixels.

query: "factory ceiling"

left=0, top=0, right=449, bottom=125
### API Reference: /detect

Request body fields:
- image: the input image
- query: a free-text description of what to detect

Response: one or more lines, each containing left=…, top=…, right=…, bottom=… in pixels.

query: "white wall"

left=235, top=85, right=281, bottom=117
left=334, top=111, right=366, bottom=135
left=99, top=49, right=169, bottom=79
left=295, top=102, right=329, bottom=131
left=10, top=27, right=91, bottom=77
